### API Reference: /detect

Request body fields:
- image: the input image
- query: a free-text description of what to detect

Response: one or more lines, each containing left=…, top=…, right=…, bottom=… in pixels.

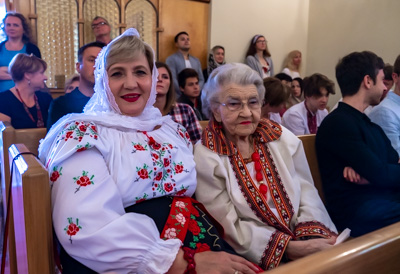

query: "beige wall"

left=209, top=0, right=310, bottom=74
left=307, top=0, right=400, bottom=108
left=210, top=0, right=400, bottom=108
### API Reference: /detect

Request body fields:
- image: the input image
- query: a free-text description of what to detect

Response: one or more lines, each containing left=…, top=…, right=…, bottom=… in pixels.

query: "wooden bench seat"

left=265, top=222, right=400, bottom=274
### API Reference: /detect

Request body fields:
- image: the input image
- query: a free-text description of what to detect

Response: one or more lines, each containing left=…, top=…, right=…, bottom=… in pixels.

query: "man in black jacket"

left=316, top=51, right=400, bottom=237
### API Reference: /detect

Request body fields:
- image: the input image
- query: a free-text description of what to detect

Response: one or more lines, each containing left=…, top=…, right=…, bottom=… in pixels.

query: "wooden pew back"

left=0, top=122, right=47, bottom=273
left=199, top=120, right=209, bottom=130
left=297, top=134, right=325, bottom=203
left=266, top=222, right=400, bottom=274
left=9, top=144, right=54, bottom=273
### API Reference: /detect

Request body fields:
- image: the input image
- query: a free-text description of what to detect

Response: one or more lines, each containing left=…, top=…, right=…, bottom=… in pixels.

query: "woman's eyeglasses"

left=91, top=22, right=108, bottom=29
left=220, top=98, right=263, bottom=111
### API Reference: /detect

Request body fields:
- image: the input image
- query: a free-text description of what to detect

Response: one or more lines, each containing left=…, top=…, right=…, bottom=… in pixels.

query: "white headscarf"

left=39, top=28, right=169, bottom=160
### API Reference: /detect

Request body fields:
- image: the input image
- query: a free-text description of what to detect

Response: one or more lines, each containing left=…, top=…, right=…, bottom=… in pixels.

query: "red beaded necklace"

left=250, top=151, right=268, bottom=198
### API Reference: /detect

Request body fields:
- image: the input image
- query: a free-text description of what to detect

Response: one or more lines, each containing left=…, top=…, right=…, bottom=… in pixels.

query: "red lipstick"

left=121, top=93, right=140, bottom=102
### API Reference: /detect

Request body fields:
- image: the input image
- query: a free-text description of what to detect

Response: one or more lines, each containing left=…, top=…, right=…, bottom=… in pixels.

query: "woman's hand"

left=285, top=237, right=336, bottom=261
left=168, top=249, right=259, bottom=274
left=343, top=167, right=369, bottom=185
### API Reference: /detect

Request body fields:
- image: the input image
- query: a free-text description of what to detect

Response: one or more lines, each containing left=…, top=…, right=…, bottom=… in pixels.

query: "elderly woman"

left=39, top=29, right=259, bottom=274
left=195, top=63, right=337, bottom=270
left=0, top=53, right=52, bottom=128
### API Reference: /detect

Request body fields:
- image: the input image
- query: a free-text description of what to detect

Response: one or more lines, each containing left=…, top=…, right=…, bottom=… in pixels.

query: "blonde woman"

left=282, top=50, right=302, bottom=78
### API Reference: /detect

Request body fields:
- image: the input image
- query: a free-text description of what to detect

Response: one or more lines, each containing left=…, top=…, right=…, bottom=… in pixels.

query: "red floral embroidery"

left=195, top=243, right=210, bottom=252
left=50, top=166, right=62, bottom=182
left=76, top=142, right=92, bottom=152
left=138, top=168, right=149, bottom=179
left=134, top=144, right=146, bottom=151
left=176, top=186, right=188, bottom=196
left=73, top=170, right=94, bottom=193
left=79, top=124, right=87, bottom=132
left=135, top=164, right=152, bottom=181
left=135, top=193, right=148, bottom=204
left=64, top=217, right=82, bottom=243
left=164, top=182, right=173, bottom=193
left=191, top=206, right=200, bottom=217
left=175, top=164, right=183, bottom=174
left=155, top=172, right=163, bottom=181
left=188, top=219, right=200, bottom=235
left=61, top=122, right=98, bottom=143
left=177, top=126, right=191, bottom=147
left=148, top=136, right=162, bottom=150
left=164, top=158, right=170, bottom=167
left=65, top=131, right=73, bottom=141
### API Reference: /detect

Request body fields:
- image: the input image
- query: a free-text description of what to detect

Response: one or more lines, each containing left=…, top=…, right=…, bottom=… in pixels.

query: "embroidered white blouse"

left=43, top=118, right=196, bottom=273
left=194, top=126, right=337, bottom=269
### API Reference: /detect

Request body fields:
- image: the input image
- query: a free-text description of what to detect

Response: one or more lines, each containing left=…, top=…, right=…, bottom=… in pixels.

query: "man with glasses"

left=91, top=16, right=112, bottom=45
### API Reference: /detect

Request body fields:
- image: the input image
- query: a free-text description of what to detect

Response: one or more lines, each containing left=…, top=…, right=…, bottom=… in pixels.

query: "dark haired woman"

left=245, top=35, right=274, bottom=79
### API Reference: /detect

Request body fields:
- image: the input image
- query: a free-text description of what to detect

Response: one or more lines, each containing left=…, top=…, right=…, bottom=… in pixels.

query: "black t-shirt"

left=0, top=89, right=53, bottom=129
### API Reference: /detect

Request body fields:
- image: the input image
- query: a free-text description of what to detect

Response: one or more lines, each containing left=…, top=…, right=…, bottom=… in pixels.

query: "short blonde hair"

left=9, top=53, right=47, bottom=82
left=105, top=35, right=154, bottom=71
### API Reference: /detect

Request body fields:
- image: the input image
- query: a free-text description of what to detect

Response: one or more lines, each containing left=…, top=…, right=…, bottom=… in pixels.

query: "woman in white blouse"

left=195, top=63, right=337, bottom=271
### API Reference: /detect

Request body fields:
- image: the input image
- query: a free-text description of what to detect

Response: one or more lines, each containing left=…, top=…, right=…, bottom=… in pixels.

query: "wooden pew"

left=297, top=134, right=325, bottom=203
left=9, top=144, right=54, bottom=273
left=199, top=120, right=209, bottom=130
left=265, top=222, right=400, bottom=274
left=0, top=122, right=47, bottom=273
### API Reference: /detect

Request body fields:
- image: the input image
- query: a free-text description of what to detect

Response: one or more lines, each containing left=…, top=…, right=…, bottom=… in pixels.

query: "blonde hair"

left=105, top=35, right=154, bottom=71
left=283, top=50, right=301, bottom=72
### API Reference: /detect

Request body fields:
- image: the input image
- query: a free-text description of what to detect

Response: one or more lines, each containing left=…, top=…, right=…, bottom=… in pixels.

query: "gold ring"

left=234, top=271, right=240, bottom=274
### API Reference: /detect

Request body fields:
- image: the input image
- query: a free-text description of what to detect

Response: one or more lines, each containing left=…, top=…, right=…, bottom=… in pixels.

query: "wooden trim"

left=266, top=222, right=400, bottom=274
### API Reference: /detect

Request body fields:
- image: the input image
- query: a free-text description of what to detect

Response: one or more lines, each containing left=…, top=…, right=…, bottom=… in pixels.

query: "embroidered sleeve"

left=194, top=144, right=292, bottom=270
left=49, top=127, right=181, bottom=273
left=176, top=124, right=192, bottom=149
left=294, top=221, right=337, bottom=239
left=260, top=231, right=291, bottom=270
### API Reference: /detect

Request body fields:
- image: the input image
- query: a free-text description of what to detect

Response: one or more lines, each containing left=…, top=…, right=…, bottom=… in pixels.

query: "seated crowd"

left=0, top=11, right=400, bottom=274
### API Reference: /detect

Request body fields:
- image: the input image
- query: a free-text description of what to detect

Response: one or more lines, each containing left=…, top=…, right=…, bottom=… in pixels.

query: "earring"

left=28, top=80, right=31, bottom=86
